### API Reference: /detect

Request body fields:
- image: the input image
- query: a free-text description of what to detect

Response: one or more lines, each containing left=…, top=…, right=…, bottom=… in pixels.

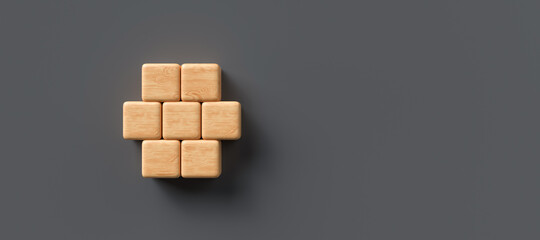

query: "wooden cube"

left=142, top=63, right=181, bottom=101
left=181, top=140, right=221, bottom=178
left=142, top=140, right=180, bottom=178
left=202, top=101, right=241, bottom=140
left=123, top=101, right=161, bottom=140
left=181, top=63, right=221, bottom=101
left=162, top=102, right=201, bottom=140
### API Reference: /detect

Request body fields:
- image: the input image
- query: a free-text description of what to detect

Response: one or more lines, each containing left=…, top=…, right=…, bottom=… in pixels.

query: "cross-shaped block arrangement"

left=123, top=63, right=241, bottom=178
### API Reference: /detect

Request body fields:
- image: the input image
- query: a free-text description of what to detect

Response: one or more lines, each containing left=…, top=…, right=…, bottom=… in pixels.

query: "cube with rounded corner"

left=142, top=63, right=181, bottom=101
left=181, top=63, right=221, bottom=101
left=163, top=102, right=201, bottom=140
left=142, top=140, right=180, bottom=178
left=202, top=101, right=241, bottom=140
left=123, top=101, right=161, bottom=140
left=181, top=140, right=221, bottom=178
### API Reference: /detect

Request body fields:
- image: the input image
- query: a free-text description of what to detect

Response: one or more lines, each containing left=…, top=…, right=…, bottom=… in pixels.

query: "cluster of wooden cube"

left=123, top=63, right=241, bottom=178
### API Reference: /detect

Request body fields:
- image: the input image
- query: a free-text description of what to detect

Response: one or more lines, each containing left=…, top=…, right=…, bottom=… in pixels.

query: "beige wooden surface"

left=181, top=63, right=221, bottom=101
left=142, top=140, right=180, bottom=178
left=202, top=101, right=241, bottom=140
left=181, top=140, right=221, bottom=178
left=142, top=63, right=181, bottom=101
left=123, top=101, right=161, bottom=140
left=162, top=102, right=201, bottom=140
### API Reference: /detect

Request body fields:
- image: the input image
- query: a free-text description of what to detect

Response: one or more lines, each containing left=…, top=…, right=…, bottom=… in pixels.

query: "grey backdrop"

left=1, top=0, right=539, bottom=239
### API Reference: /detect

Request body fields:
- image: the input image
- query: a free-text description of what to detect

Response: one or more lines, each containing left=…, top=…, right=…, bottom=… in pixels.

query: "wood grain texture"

left=142, top=140, right=180, bottom=178
left=181, top=63, right=221, bottom=102
left=181, top=140, right=221, bottom=178
left=123, top=101, right=161, bottom=140
left=202, top=101, right=241, bottom=140
left=142, top=63, right=181, bottom=101
left=162, top=102, right=201, bottom=140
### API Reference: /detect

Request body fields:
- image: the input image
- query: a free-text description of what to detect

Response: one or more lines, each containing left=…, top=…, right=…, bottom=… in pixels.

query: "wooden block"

left=123, top=101, right=161, bottom=140
left=181, top=63, right=221, bottom=101
left=181, top=140, right=221, bottom=178
left=142, top=140, right=180, bottom=178
left=142, top=63, right=181, bottom=101
left=202, top=101, right=241, bottom=140
left=162, top=102, right=201, bottom=140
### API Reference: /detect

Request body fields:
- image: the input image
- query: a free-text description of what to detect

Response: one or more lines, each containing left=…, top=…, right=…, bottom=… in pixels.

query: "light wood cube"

left=162, top=102, right=201, bottom=140
left=181, top=63, right=221, bottom=101
left=142, top=140, right=180, bottom=178
left=123, top=101, right=161, bottom=140
left=202, top=101, right=241, bottom=140
left=142, top=63, right=181, bottom=101
left=181, top=140, right=221, bottom=178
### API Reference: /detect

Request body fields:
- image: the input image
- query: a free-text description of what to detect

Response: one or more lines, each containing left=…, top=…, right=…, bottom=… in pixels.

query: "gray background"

left=1, top=0, right=539, bottom=239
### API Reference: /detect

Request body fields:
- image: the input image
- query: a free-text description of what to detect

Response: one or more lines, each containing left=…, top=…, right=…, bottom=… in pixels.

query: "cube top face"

left=142, top=63, right=181, bottom=102
left=142, top=140, right=180, bottom=178
left=181, top=63, right=221, bottom=102
left=181, top=140, right=221, bottom=178
left=202, top=101, right=241, bottom=140
left=162, top=102, right=201, bottom=140
left=123, top=101, right=161, bottom=140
